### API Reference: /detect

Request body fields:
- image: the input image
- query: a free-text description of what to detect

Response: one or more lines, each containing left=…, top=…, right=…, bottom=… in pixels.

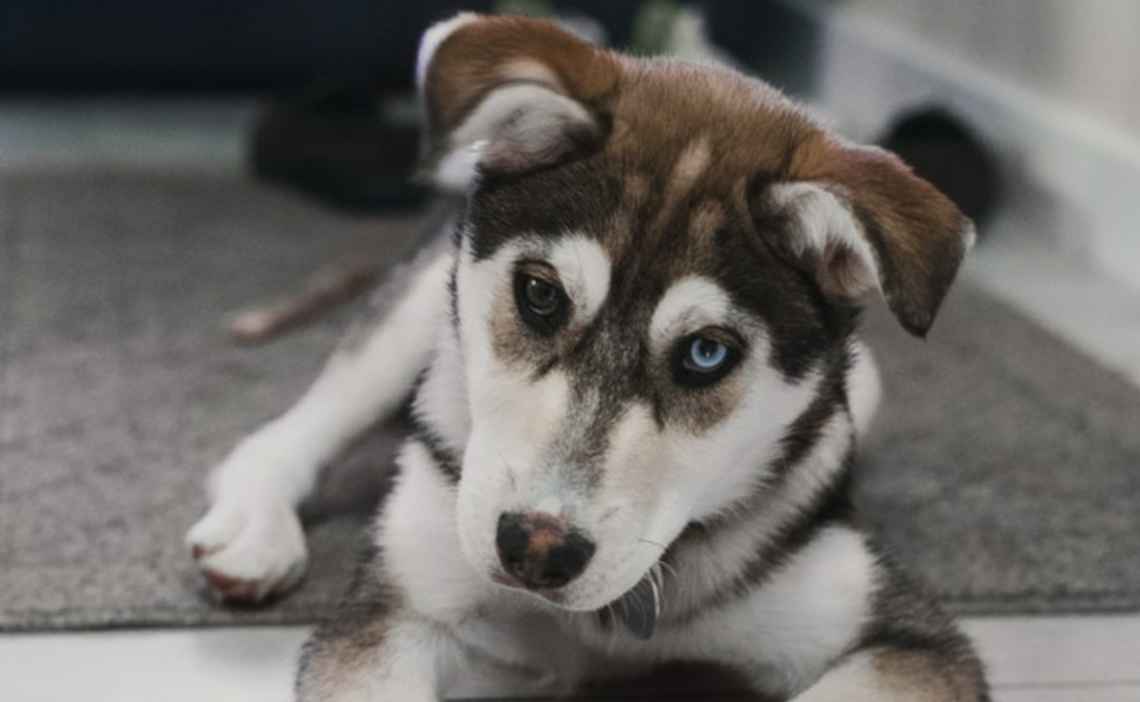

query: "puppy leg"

left=187, top=242, right=454, bottom=602
left=791, top=647, right=988, bottom=702
left=296, top=605, right=452, bottom=702
left=295, top=532, right=468, bottom=702
left=294, top=561, right=555, bottom=702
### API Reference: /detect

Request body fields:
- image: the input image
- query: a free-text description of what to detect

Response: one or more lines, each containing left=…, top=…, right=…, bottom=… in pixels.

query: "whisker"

left=606, top=603, right=620, bottom=652
left=636, top=537, right=678, bottom=608
left=657, top=559, right=679, bottom=581
left=648, top=569, right=662, bottom=621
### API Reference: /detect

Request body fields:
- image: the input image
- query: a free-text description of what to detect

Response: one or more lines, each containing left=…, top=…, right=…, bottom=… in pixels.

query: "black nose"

left=496, top=511, right=596, bottom=589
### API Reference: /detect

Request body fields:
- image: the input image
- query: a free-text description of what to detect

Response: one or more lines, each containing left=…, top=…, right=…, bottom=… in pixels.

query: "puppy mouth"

left=490, top=569, right=566, bottom=604
left=491, top=563, right=661, bottom=639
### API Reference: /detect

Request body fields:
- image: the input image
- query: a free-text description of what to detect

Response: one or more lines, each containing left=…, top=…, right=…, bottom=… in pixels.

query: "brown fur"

left=423, top=16, right=620, bottom=158
left=426, top=17, right=970, bottom=338
left=792, top=137, right=971, bottom=336
left=871, top=648, right=981, bottom=701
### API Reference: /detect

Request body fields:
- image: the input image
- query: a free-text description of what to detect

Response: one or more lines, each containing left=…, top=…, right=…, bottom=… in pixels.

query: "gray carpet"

left=1, top=171, right=1138, bottom=631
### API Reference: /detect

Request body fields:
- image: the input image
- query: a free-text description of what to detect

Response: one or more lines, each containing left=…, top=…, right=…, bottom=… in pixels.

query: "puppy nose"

left=496, top=511, right=596, bottom=589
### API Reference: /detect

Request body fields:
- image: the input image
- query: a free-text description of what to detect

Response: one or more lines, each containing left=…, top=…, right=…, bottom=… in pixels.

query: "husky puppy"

left=188, top=14, right=988, bottom=701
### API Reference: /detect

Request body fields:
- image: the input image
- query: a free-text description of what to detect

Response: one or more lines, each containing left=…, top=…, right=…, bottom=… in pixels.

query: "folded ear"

left=756, top=136, right=976, bottom=337
left=415, top=13, right=619, bottom=190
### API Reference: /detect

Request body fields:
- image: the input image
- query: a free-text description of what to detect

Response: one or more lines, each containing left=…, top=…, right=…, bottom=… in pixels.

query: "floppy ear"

left=415, top=13, right=619, bottom=190
left=757, top=135, right=976, bottom=337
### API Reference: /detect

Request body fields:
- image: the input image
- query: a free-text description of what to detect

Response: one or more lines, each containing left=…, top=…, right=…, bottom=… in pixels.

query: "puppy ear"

left=415, top=13, right=619, bottom=190
left=757, top=136, right=975, bottom=337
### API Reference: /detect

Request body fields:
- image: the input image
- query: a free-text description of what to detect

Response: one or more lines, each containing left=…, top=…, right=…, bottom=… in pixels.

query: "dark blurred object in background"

left=702, top=1, right=825, bottom=96
left=243, top=1, right=641, bottom=211
left=250, top=83, right=429, bottom=212
left=3, top=1, right=998, bottom=228
left=0, top=1, right=485, bottom=93
left=0, top=1, right=643, bottom=94
left=0, top=1, right=819, bottom=211
left=879, top=106, right=1002, bottom=231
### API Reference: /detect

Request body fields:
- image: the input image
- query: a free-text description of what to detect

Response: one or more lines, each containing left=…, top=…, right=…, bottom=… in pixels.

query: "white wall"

left=842, top=0, right=1140, bottom=139
left=791, top=0, right=1140, bottom=291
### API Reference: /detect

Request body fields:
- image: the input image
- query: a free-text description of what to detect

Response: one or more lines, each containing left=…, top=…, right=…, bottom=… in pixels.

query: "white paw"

left=186, top=494, right=308, bottom=603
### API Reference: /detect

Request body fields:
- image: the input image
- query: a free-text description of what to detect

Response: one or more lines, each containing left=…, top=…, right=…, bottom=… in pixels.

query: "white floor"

left=3, top=615, right=1140, bottom=701
left=3, top=101, right=1140, bottom=701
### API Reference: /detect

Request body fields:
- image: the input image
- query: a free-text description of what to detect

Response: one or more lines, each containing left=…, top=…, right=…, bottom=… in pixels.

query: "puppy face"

left=420, top=15, right=973, bottom=611
left=453, top=160, right=841, bottom=611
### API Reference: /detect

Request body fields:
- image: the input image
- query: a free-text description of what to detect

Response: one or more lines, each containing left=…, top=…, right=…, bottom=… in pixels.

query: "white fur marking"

left=649, top=276, right=731, bottom=347
left=769, top=182, right=882, bottom=296
left=848, top=340, right=882, bottom=442
left=669, top=137, right=712, bottom=195
left=732, top=526, right=874, bottom=693
left=664, top=393, right=854, bottom=616
left=435, top=84, right=593, bottom=189
left=415, top=13, right=479, bottom=94
left=535, top=496, right=564, bottom=516
left=383, top=441, right=492, bottom=621
left=413, top=323, right=472, bottom=459
left=662, top=527, right=875, bottom=697
left=548, top=236, right=611, bottom=323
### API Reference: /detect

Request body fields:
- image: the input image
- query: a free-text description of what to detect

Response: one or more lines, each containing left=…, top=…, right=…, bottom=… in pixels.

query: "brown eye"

left=513, top=269, right=569, bottom=335
left=524, top=277, right=561, bottom=316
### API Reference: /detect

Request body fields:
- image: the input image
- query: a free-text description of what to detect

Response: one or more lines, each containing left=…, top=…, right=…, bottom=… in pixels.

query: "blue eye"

left=688, top=337, right=728, bottom=371
left=674, top=333, right=740, bottom=388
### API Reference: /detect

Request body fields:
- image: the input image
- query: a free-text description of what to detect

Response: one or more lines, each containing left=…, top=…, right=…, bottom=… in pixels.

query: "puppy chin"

left=556, top=555, right=657, bottom=613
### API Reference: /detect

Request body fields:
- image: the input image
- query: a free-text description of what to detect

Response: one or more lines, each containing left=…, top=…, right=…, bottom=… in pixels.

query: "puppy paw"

left=187, top=495, right=308, bottom=603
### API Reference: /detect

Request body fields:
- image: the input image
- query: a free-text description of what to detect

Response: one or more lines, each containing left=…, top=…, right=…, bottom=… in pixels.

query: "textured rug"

left=1, top=171, right=1138, bottom=631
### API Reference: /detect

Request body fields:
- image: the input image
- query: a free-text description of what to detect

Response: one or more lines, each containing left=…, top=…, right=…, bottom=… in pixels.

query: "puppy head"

left=419, top=15, right=973, bottom=612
